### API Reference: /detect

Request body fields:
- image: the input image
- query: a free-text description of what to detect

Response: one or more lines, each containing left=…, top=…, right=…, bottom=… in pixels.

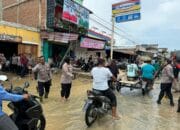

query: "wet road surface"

left=2, top=73, right=180, bottom=130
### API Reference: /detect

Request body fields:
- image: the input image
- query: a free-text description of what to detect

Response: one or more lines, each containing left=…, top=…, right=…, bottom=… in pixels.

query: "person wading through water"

left=32, top=56, right=52, bottom=102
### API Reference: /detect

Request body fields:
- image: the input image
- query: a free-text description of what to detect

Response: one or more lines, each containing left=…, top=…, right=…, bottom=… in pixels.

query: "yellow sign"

left=0, top=25, right=40, bottom=44
left=112, top=5, right=141, bottom=15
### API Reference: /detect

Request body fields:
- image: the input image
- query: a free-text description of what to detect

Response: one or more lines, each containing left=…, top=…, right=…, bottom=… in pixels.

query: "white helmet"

left=0, top=75, right=8, bottom=81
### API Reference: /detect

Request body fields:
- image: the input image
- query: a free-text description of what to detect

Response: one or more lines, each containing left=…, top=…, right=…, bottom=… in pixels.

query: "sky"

left=83, top=0, right=180, bottom=50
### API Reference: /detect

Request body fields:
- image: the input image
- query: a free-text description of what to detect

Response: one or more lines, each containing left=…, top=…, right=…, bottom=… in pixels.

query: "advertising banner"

left=47, top=0, right=56, bottom=28
left=112, top=0, right=140, bottom=15
left=78, top=7, right=89, bottom=28
left=80, top=37, right=105, bottom=49
left=47, top=0, right=90, bottom=29
left=62, top=0, right=89, bottom=28
left=62, top=0, right=78, bottom=24
left=73, top=0, right=84, bottom=5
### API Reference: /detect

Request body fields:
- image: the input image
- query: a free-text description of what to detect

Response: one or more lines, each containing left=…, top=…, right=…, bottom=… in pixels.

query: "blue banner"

left=115, top=12, right=141, bottom=23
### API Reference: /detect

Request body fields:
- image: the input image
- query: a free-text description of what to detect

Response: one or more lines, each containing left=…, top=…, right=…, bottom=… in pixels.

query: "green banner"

left=74, top=0, right=83, bottom=5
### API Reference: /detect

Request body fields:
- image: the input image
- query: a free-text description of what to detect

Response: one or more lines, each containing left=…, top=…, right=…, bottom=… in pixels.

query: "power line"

left=61, top=1, right=141, bottom=45
left=91, top=14, right=143, bottom=44
left=89, top=17, right=138, bottom=44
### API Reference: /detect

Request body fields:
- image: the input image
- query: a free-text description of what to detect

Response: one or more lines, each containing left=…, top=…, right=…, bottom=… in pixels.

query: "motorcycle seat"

left=92, top=90, right=103, bottom=96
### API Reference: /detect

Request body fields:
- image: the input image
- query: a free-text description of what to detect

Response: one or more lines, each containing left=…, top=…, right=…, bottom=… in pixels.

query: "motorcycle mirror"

left=24, top=82, right=30, bottom=88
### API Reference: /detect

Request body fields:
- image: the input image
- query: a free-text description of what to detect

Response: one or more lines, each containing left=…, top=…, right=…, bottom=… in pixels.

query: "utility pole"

left=110, top=15, right=115, bottom=60
left=0, top=0, right=2, bottom=21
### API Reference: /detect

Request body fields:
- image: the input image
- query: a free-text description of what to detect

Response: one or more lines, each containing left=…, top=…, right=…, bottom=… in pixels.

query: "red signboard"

left=62, top=0, right=78, bottom=24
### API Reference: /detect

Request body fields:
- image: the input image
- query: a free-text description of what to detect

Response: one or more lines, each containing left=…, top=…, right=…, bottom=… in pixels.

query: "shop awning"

left=113, top=49, right=136, bottom=55
left=40, top=31, right=79, bottom=43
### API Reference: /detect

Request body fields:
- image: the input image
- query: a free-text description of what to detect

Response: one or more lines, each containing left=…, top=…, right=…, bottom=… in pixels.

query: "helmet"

left=0, top=75, right=8, bottom=81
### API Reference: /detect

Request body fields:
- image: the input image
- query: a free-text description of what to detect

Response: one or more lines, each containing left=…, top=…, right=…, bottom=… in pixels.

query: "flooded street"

left=2, top=73, right=180, bottom=130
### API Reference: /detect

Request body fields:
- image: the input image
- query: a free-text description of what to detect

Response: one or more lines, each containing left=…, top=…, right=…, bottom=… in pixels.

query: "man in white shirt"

left=91, top=58, right=120, bottom=120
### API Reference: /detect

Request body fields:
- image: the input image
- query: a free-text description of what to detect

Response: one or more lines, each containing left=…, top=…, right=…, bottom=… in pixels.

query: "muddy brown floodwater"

left=2, top=72, right=180, bottom=130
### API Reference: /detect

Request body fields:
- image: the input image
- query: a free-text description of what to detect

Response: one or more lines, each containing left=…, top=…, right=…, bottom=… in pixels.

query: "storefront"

left=0, top=25, right=41, bottom=58
left=0, top=34, right=21, bottom=59
left=40, top=31, right=78, bottom=62
left=74, top=29, right=111, bottom=60
left=75, top=37, right=106, bottom=61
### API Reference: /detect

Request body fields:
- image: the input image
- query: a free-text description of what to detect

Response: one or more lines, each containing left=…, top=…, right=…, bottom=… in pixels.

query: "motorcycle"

left=5, top=81, right=46, bottom=130
left=83, top=90, right=112, bottom=127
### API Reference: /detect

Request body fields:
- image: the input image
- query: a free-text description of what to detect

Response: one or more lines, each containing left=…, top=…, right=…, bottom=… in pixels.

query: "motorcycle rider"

left=0, top=75, right=29, bottom=130
left=141, top=58, right=156, bottom=95
left=91, top=58, right=120, bottom=120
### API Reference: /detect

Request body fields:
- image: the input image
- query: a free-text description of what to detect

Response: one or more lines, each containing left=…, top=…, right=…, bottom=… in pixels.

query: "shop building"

left=0, top=23, right=41, bottom=59
left=74, top=29, right=111, bottom=60
left=1, top=0, right=46, bottom=57
left=44, top=0, right=91, bottom=63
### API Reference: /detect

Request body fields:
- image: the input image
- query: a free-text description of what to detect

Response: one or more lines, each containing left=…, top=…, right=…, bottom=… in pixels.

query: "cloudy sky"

left=83, top=0, right=180, bottom=50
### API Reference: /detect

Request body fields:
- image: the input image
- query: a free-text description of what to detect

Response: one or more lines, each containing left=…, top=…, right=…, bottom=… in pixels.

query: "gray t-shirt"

left=32, top=63, right=51, bottom=82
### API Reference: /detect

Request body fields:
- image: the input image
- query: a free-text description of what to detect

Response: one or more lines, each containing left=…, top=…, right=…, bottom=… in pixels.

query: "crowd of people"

left=0, top=52, right=180, bottom=129
left=0, top=53, right=35, bottom=78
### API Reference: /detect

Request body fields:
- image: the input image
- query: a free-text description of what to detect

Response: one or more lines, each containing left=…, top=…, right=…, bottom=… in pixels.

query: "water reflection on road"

left=3, top=73, right=180, bottom=130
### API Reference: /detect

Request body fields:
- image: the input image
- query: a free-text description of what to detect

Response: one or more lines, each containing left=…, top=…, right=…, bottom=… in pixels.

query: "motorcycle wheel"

left=85, top=104, right=97, bottom=127
left=35, top=115, right=46, bottom=130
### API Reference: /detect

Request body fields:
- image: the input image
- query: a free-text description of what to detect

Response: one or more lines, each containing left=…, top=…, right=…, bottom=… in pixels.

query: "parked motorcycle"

left=6, top=81, right=46, bottom=130
left=83, top=90, right=112, bottom=127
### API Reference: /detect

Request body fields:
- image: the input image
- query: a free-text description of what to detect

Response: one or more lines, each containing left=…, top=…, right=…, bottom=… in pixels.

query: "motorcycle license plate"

left=83, top=100, right=92, bottom=111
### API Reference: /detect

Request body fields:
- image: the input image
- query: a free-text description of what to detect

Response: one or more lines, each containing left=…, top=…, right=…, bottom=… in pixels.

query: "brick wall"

left=41, top=0, right=46, bottom=29
left=2, top=0, right=46, bottom=29
left=2, top=0, right=17, bottom=7
left=3, top=5, right=18, bottom=23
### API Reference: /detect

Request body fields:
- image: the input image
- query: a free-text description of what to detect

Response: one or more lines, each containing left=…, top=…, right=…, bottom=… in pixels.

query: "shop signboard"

left=80, top=37, right=105, bottom=49
left=62, top=0, right=78, bottom=24
left=115, top=10, right=140, bottom=23
left=88, top=29, right=111, bottom=42
left=78, top=6, right=89, bottom=28
left=0, top=34, right=22, bottom=43
left=47, top=0, right=56, bottom=28
left=47, top=0, right=90, bottom=29
left=112, top=0, right=140, bottom=15
left=73, top=0, right=83, bottom=5
left=40, top=31, right=78, bottom=43
left=62, top=0, right=89, bottom=28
